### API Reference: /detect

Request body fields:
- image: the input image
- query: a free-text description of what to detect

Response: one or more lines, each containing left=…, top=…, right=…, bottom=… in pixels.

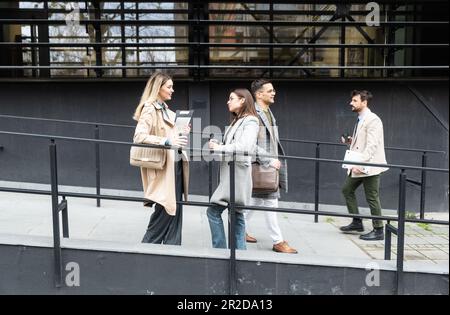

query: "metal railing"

left=0, top=129, right=448, bottom=295
left=0, top=113, right=446, bottom=219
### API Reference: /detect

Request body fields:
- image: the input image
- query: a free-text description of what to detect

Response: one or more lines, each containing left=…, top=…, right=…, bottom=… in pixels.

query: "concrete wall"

left=0, top=80, right=448, bottom=211
left=0, top=242, right=448, bottom=295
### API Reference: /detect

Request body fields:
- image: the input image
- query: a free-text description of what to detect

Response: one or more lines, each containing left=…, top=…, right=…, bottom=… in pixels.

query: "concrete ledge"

left=0, top=233, right=447, bottom=276
left=1, top=235, right=448, bottom=295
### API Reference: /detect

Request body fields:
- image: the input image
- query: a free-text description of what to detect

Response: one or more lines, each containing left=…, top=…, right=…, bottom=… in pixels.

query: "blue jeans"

left=206, top=205, right=246, bottom=250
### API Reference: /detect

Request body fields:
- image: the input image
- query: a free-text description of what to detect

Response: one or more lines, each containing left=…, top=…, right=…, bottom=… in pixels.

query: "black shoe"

left=359, top=228, right=384, bottom=241
left=340, top=219, right=364, bottom=232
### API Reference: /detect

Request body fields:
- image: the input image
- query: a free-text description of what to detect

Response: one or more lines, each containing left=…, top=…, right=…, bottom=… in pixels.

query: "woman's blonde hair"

left=133, top=71, right=172, bottom=121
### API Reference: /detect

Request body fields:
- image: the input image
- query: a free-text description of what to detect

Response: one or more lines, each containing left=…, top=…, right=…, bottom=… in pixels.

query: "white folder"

left=342, top=150, right=365, bottom=170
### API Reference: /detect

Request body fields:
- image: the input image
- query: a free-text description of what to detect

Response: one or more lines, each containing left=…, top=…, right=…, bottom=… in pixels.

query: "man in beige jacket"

left=339, top=90, right=388, bottom=241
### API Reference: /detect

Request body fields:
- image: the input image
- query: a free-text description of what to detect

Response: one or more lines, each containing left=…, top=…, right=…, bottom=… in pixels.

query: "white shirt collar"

left=358, top=108, right=371, bottom=122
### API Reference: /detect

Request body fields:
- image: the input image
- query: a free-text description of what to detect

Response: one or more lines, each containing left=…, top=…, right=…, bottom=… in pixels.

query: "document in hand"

left=175, top=110, right=194, bottom=134
left=342, top=150, right=365, bottom=170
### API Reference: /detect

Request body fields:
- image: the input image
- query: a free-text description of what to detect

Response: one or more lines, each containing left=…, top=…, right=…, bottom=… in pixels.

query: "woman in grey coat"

left=207, top=89, right=259, bottom=250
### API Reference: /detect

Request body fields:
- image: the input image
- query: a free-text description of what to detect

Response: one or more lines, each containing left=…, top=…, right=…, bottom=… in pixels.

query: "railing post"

left=209, top=133, right=213, bottom=199
left=384, top=220, right=393, bottom=260
left=384, top=229, right=392, bottom=260
left=49, top=139, right=63, bottom=288
left=61, top=196, right=69, bottom=238
left=94, top=125, right=101, bottom=207
left=420, top=152, right=427, bottom=219
left=228, top=152, right=237, bottom=295
left=396, top=169, right=407, bottom=295
left=314, top=144, right=320, bottom=223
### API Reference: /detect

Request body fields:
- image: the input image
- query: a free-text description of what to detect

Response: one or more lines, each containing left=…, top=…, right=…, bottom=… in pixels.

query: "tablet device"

left=175, top=110, right=194, bottom=134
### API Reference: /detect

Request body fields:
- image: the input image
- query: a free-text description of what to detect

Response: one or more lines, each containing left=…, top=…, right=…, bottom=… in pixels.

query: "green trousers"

left=342, top=174, right=383, bottom=229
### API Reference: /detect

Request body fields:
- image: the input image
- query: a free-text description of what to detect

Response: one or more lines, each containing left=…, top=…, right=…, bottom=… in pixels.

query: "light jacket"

left=348, top=109, right=388, bottom=178
left=133, top=102, right=189, bottom=215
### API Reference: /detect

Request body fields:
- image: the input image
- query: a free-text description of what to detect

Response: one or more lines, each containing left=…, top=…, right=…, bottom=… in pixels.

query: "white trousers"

left=244, top=197, right=283, bottom=245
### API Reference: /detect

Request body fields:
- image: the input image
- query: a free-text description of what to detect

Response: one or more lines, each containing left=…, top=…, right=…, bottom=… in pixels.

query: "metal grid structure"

left=0, top=0, right=448, bottom=80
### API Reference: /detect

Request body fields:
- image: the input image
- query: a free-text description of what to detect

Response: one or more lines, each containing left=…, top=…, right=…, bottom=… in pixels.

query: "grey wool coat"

left=210, top=115, right=259, bottom=207
left=253, top=102, right=288, bottom=199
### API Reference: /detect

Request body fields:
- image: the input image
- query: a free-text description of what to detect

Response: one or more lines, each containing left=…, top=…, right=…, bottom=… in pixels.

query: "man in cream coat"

left=244, top=79, right=297, bottom=253
left=340, top=90, right=388, bottom=241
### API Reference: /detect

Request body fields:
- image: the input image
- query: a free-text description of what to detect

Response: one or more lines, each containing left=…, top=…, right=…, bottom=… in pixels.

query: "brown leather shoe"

left=246, top=233, right=257, bottom=243
left=272, top=241, right=298, bottom=254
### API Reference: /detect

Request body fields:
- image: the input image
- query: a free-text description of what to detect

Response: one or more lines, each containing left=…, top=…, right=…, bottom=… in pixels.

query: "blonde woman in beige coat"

left=133, top=72, right=190, bottom=245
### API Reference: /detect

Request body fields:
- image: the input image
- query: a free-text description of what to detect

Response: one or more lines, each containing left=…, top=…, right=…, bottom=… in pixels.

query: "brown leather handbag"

left=130, top=104, right=167, bottom=170
left=252, top=163, right=279, bottom=193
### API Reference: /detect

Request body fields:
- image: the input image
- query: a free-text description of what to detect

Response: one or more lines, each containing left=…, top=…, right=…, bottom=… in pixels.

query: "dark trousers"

left=142, top=160, right=184, bottom=245
left=342, top=174, right=383, bottom=229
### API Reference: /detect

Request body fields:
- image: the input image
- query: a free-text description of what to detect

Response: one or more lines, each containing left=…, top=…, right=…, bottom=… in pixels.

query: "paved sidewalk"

left=329, top=216, right=449, bottom=263
left=0, top=181, right=448, bottom=272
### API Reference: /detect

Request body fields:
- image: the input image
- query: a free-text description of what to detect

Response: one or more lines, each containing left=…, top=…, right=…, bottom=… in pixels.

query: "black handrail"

left=0, top=113, right=446, bottom=219
left=0, top=130, right=447, bottom=172
left=0, top=114, right=446, bottom=154
left=0, top=186, right=447, bottom=226
left=0, top=129, right=448, bottom=294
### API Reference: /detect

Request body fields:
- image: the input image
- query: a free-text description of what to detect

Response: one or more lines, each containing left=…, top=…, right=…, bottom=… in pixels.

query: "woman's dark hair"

left=230, top=88, right=257, bottom=125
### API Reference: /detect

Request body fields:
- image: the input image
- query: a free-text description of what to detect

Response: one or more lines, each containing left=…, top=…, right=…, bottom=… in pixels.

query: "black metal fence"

left=0, top=113, right=446, bottom=219
left=0, top=128, right=448, bottom=295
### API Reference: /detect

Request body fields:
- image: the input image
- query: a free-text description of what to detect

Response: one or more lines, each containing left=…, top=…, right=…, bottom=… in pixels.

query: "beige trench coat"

left=133, top=102, right=189, bottom=215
